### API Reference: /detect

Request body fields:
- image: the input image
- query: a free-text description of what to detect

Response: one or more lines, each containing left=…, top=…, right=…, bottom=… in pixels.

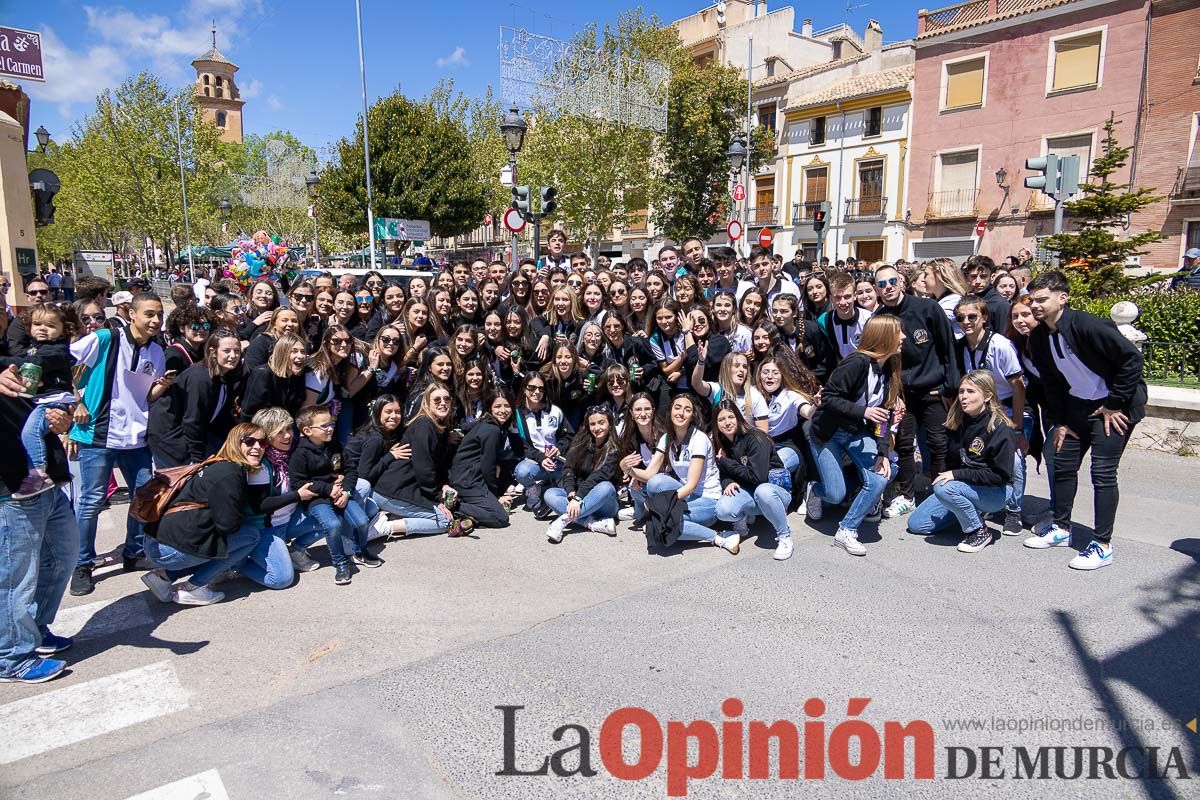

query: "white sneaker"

left=883, top=496, right=915, bottom=519
left=546, top=514, right=568, bottom=543
left=617, top=507, right=635, bottom=521
left=865, top=498, right=883, bottom=523
left=712, top=533, right=740, bottom=555
left=1069, top=541, right=1113, bottom=571
left=368, top=511, right=393, bottom=541
left=141, top=571, right=175, bottom=603
left=173, top=582, right=224, bottom=606
left=1023, top=524, right=1072, bottom=549
left=794, top=482, right=807, bottom=517
left=834, top=527, right=867, bottom=556
left=806, top=485, right=824, bottom=521
left=588, top=518, right=616, bottom=536
left=773, top=537, right=794, bottom=561
left=290, top=548, right=320, bottom=572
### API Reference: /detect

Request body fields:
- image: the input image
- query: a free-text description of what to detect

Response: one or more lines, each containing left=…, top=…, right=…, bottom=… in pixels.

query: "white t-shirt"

left=764, top=389, right=813, bottom=437
left=705, top=382, right=769, bottom=421
left=656, top=430, right=722, bottom=499
left=737, top=277, right=800, bottom=304
left=959, top=333, right=1024, bottom=402
left=721, top=324, right=753, bottom=354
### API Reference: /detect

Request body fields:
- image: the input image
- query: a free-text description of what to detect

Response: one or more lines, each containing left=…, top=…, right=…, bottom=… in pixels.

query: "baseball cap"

left=111, top=290, right=134, bottom=305
left=1185, top=248, right=1200, bottom=259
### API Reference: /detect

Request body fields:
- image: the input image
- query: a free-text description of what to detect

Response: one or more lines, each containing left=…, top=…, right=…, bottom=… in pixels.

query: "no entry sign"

left=727, top=219, right=743, bottom=241
left=975, top=219, right=987, bottom=237
left=758, top=228, right=774, bottom=248
left=503, top=207, right=526, bottom=233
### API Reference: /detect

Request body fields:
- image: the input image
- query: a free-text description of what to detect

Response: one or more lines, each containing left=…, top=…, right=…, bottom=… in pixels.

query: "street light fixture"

left=726, top=138, right=747, bottom=176
left=500, top=107, right=527, bottom=156
left=305, top=169, right=322, bottom=266
left=995, top=166, right=1009, bottom=190
left=34, top=125, right=50, bottom=152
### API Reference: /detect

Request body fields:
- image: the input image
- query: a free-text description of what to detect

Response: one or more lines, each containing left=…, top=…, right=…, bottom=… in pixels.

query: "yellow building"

left=191, top=26, right=245, bottom=144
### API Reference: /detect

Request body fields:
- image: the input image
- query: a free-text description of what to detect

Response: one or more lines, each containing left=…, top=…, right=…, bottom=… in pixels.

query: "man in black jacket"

left=1023, top=271, right=1145, bottom=571
left=872, top=264, right=960, bottom=518
left=964, top=256, right=1010, bottom=333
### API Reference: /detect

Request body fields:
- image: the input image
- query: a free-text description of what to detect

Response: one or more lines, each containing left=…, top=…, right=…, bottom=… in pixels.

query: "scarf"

left=265, top=446, right=291, bottom=492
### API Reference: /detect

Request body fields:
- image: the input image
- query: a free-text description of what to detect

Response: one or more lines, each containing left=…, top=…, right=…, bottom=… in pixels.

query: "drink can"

left=18, top=363, right=41, bottom=397
left=511, top=349, right=522, bottom=364
left=585, top=372, right=596, bottom=393
left=443, top=487, right=459, bottom=508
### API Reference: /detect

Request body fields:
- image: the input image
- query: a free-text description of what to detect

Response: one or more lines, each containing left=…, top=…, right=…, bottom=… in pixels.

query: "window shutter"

left=1052, top=32, right=1102, bottom=92
left=945, top=59, right=985, bottom=108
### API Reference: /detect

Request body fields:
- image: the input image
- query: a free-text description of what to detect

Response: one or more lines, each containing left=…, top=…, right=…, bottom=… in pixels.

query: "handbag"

left=767, top=467, right=793, bottom=492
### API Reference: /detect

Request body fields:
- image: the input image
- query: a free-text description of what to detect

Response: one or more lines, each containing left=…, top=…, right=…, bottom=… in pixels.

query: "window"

left=933, top=150, right=979, bottom=217
left=1186, top=220, right=1200, bottom=253
left=944, top=57, right=985, bottom=110
left=1050, top=31, right=1103, bottom=93
left=805, top=167, right=828, bottom=204
left=857, top=160, right=884, bottom=217
left=864, top=106, right=882, bottom=138
left=758, top=103, right=777, bottom=133
left=856, top=240, right=884, bottom=263
left=216, top=111, right=227, bottom=129
left=754, top=178, right=775, bottom=225
left=811, top=116, right=826, bottom=146
left=1046, top=133, right=1093, bottom=183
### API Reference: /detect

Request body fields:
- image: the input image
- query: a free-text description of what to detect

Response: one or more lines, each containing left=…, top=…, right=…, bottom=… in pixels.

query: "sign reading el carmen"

left=0, top=26, right=44, bottom=83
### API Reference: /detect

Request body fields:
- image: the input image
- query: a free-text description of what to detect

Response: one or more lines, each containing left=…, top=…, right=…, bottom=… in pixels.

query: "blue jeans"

left=809, top=430, right=888, bottom=533
left=0, top=489, right=80, bottom=675
left=145, top=523, right=260, bottom=587
left=644, top=474, right=719, bottom=542
left=715, top=483, right=793, bottom=539
left=545, top=481, right=619, bottom=524
left=514, top=458, right=559, bottom=487
left=305, top=500, right=369, bottom=566
left=21, top=406, right=51, bottom=469
left=372, top=492, right=449, bottom=535
left=75, top=444, right=154, bottom=568
left=776, top=444, right=801, bottom=478
left=238, top=524, right=293, bottom=590
left=907, top=480, right=1008, bottom=535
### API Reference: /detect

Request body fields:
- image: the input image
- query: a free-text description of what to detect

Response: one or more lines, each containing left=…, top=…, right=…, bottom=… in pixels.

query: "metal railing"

left=623, top=210, right=649, bottom=234
left=926, top=189, right=979, bottom=219
left=918, top=0, right=1048, bottom=36
left=791, top=201, right=824, bottom=225
left=844, top=196, right=887, bottom=222
left=1170, top=166, right=1200, bottom=201
left=1143, top=340, right=1200, bottom=387
left=747, top=205, right=778, bottom=227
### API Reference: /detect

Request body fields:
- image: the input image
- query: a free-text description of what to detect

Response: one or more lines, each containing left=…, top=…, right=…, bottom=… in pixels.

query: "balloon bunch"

left=224, top=230, right=291, bottom=290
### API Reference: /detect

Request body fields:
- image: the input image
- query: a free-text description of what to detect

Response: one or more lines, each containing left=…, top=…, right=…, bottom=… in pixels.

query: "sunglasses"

left=356, top=296, right=373, bottom=304
left=610, top=288, right=627, bottom=296
left=189, top=322, right=212, bottom=332
left=241, top=435, right=268, bottom=448
left=876, top=278, right=899, bottom=288
left=27, top=289, right=50, bottom=296
left=81, top=313, right=106, bottom=324
left=379, top=335, right=400, bottom=345
left=330, top=337, right=352, bottom=346
left=309, top=421, right=336, bottom=431
left=431, top=396, right=452, bottom=405
left=955, top=312, right=981, bottom=323
left=526, top=384, right=545, bottom=393
left=293, top=294, right=314, bottom=301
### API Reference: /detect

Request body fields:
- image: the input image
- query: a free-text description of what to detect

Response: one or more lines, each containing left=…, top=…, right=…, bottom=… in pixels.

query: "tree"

left=215, top=131, right=321, bottom=248
left=1039, top=116, right=1165, bottom=297
left=319, top=92, right=489, bottom=241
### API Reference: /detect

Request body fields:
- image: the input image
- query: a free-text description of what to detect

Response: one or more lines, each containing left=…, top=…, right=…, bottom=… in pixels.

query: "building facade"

left=192, top=28, right=245, bottom=144
left=906, top=0, right=1147, bottom=264
left=1132, top=0, right=1200, bottom=269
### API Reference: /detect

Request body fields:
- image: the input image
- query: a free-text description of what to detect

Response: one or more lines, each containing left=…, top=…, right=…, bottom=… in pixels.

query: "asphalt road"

left=2, top=446, right=1197, bottom=800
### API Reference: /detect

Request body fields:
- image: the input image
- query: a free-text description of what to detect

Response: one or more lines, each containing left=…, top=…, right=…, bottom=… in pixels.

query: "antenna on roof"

left=211, top=20, right=217, bottom=49
left=844, top=0, right=868, bottom=27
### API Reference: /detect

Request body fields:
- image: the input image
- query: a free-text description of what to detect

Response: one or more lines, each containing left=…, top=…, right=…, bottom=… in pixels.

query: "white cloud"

left=240, top=78, right=262, bottom=99
left=266, top=94, right=283, bottom=112
left=435, top=46, right=470, bottom=69
left=22, top=26, right=127, bottom=118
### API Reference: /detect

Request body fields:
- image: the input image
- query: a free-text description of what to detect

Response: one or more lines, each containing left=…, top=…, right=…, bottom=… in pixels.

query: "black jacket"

left=979, top=286, right=1011, bottom=333
left=448, top=417, right=520, bottom=496
left=602, top=335, right=661, bottom=390
left=151, top=460, right=246, bottom=560
left=287, top=437, right=342, bottom=507
left=874, top=293, right=960, bottom=397
left=242, top=333, right=276, bottom=373
left=148, top=363, right=235, bottom=465
left=0, top=394, right=70, bottom=494
left=1027, top=307, right=1147, bottom=431
left=0, top=339, right=73, bottom=395
left=946, top=412, right=1015, bottom=487
left=811, top=352, right=892, bottom=450
left=356, top=429, right=398, bottom=487
left=240, top=366, right=306, bottom=421
left=716, top=430, right=783, bottom=492
left=644, top=489, right=684, bottom=549
left=164, top=339, right=203, bottom=374
left=373, top=415, right=450, bottom=509
left=560, top=440, right=620, bottom=497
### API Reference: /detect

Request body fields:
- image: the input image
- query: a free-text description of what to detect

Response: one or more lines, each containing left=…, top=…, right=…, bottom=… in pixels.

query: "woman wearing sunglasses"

left=543, top=405, right=622, bottom=542
left=347, top=290, right=377, bottom=341
left=305, top=325, right=368, bottom=444
left=502, top=273, right=532, bottom=312
left=140, top=423, right=271, bottom=606
left=148, top=328, right=242, bottom=469
left=513, top=373, right=575, bottom=517
left=163, top=305, right=216, bottom=374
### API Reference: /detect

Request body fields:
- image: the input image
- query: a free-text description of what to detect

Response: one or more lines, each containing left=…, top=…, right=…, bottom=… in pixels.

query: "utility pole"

left=174, top=97, right=195, bottom=283
left=354, top=0, right=377, bottom=270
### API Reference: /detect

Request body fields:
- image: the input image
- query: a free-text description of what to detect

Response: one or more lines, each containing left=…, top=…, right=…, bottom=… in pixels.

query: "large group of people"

left=0, top=240, right=1146, bottom=684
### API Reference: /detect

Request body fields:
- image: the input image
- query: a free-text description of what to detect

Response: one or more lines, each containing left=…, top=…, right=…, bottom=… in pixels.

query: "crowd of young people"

left=0, top=237, right=1146, bottom=684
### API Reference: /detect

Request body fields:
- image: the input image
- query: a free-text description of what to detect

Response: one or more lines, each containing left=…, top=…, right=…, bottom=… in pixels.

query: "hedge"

left=1074, top=290, right=1200, bottom=345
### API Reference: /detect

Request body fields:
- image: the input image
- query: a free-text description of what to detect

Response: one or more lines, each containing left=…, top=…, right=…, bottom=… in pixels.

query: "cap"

left=111, top=291, right=134, bottom=305
left=1185, top=248, right=1200, bottom=259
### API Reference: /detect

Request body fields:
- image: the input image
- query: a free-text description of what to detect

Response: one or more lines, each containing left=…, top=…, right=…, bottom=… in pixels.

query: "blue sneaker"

left=0, top=657, right=67, bottom=684
left=1023, top=524, right=1072, bottom=549
left=1069, top=541, right=1113, bottom=571
left=35, top=626, right=73, bottom=655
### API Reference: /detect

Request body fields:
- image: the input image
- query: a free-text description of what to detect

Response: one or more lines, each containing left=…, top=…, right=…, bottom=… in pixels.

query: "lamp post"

left=34, top=125, right=50, bottom=153
left=218, top=198, right=232, bottom=238
left=354, top=0, right=377, bottom=272
left=173, top=97, right=195, bottom=283
left=726, top=137, right=747, bottom=254
left=306, top=169, right=322, bottom=266
left=995, top=166, right=1009, bottom=191
left=500, top=106, right=527, bottom=270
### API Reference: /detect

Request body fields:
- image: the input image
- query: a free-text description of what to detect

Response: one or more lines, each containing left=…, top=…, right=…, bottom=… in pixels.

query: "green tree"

left=319, top=92, right=488, bottom=242
left=1039, top=116, right=1165, bottom=297
left=215, top=131, right=321, bottom=249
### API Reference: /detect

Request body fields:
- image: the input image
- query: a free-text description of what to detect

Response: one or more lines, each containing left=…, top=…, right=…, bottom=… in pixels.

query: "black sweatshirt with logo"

left=874, top=293, right=960, bottom=397
left=946, top=412, right=1014, bottom=487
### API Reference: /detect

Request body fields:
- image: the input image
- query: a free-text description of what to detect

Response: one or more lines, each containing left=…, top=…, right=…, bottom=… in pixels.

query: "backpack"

left=129, top=457, right=221, bottom=526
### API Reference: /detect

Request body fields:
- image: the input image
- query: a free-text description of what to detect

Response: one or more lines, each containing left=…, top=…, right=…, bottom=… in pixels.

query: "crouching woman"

left=906, top=370, right=1016, bottom=553
left=140, top=424, right=267, bottom=606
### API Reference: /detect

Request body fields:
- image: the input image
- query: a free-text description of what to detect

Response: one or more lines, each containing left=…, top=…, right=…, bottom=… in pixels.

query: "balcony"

left=917, top=0, right=1054, bottom=39
left=623, top=210, right=649, bottom=235
left=844, top=196, right=887, bottom=222
left=1170, top=166, right=1200, bottom=203
left=926, top=189, right=979, bottom=220
left=791, top=201, right=824, bottom=225
left=747, top=206, right=778, bottom=228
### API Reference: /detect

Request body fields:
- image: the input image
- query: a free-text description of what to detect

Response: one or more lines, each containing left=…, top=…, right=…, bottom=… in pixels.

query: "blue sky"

left=18, top=0, right=921, bottom=155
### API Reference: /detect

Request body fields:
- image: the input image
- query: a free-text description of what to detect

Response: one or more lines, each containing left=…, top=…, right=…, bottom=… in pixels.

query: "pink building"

left=906, top=0, right=1148, bottom=263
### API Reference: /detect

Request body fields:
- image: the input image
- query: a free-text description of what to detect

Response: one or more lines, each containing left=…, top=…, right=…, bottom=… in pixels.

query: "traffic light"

left=1057, top=154, right=1080, bottom=201
left=1024, top=154, right=1059, bottom=195
left=512, top=185, right=531, bottom=218
left=812, top=200, right=830, bottom=236
left=540, top=185, right=558, bottom=216
left=29, top=168, right=61, bottom=227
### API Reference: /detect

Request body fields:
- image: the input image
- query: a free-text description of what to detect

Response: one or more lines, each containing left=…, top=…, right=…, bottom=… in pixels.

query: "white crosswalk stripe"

left=0, top=661, right=189, bottom=765
left=123, top=769, right=229, bottom=800
left=50, top=594, right=155, bottom=641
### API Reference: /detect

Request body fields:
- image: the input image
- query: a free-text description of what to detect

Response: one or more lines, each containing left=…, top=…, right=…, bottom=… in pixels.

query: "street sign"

left=732, top=183, right=746, bottom=202
left=15, top=247, right=37, bottom=277
left=484, top=213, right=494, bottom=227
left=727, top=219, right=743, bottom=241
left=500, top=165, right=514, bottom=187
left=975, top=219, right=987, bottom=237
left=503, top=207, right=526, bottom=233
left=758, top=228, right=774, bottom=248
left=0, top=26, right=44, bottom=82
left=372, top=217, right=431, bottom=241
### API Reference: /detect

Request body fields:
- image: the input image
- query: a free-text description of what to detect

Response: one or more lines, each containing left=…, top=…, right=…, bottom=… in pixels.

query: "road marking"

left=51, top=594, right=155, bottom=641
left=0, top=661, right=189, bottom=764
left=123, top=769, right=229, bottom=800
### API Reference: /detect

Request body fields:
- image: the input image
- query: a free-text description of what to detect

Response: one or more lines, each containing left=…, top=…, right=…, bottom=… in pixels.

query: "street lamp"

left=726, top=137, right=747, bottom=175
left=305, top=169, right=322, bottom=265
left=34, top=125, right=50, bottom=153
left=995, top=166, right=1009, bottom=191
left=218, top=198, right=232, bottom=238
left=500, top=107, right=527, bottom=269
